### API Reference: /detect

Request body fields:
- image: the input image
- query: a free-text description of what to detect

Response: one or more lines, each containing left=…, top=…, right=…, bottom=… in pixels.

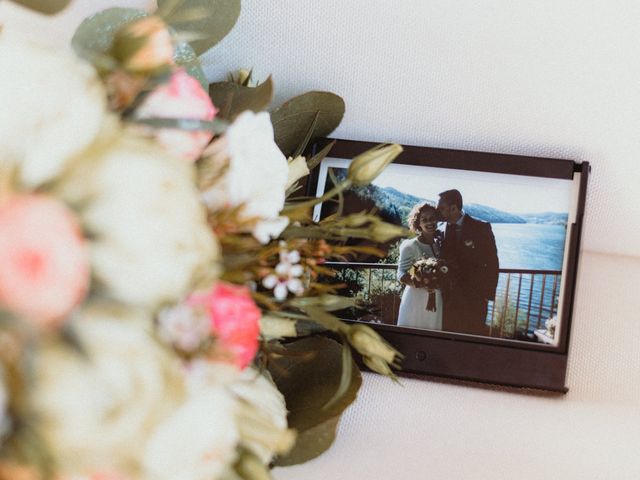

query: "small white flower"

left=157, top=303, right=210, bottom=353
left=262, top=245, right=304, bottom=301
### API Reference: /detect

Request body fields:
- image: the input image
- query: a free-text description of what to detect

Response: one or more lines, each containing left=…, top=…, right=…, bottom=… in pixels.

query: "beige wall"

left=3, top=1, right=639, bottom=478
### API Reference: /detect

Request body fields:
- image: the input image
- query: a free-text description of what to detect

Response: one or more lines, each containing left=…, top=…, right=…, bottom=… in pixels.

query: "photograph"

left=315, top=157, right=579, bottom=343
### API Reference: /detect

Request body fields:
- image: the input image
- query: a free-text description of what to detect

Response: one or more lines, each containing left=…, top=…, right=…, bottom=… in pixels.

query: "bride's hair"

left=407, top=201, right=437, bottom=233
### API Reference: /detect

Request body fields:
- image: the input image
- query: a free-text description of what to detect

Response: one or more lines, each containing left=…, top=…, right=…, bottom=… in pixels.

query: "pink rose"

left=0, top=195, right=89, bottom=328
left=189, top=283, right=260, bottom=369
left=135, top=69, right=217, bottom=161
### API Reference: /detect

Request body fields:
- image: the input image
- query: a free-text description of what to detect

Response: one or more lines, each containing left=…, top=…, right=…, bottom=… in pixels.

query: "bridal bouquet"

left=408, top=257, right=449, bottom=311
left=0, top=1, right=408, bottom=478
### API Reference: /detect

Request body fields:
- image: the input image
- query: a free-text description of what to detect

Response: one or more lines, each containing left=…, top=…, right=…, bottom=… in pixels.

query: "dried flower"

left=112, top=16, right=174, bottom=73
left=369, top=219, right=410, bottom=242
left=135, top=69, right=217, bottom=161
left=285, top=155, right=310, bottom=190
left=157, top=303, right=210, bottom=354
left=347, top=144, right=403, bottom=186
left=188, top=283, right=261, bottom=369
left=348, top=324, right=399, bottom=371
left=0, top=194, right=89, bottom=327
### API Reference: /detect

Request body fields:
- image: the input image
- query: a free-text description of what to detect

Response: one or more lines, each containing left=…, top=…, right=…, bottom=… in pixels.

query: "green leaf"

left=270, top=92, right=345, bottom=157
left=208, top=76, right=274, bottom=121
left=174, top=41, right=208, bottom=90
left=268, top=336, right=362, bottom=466
left=159, top=0, right=241, bottom=56
left=9, top=0, right=71, bottom=14
left=71, top=8, right=148, bottom=56
left=72, top=8, right=207, bottom=90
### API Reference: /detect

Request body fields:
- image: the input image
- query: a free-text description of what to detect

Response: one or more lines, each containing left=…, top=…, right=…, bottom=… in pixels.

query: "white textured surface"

left=274, top=252, right=640, bottom=480
left=2, top=1, right=640, bottom=478
left=200, top=0, right=640, bottom=258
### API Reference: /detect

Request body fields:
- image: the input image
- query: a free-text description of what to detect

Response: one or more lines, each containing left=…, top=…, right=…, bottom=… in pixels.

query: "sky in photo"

left=319, top=158, right=574, bottom=214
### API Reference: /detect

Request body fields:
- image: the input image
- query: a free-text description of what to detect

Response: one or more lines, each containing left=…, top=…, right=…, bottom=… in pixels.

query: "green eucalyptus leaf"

left=268, top=336, right=361, bottom=466
left=276, top=416, right=341, bottom=467
left=159, top=0, right=241, bottom=56
left=71, top=7, right=148, bottom=56
left=174, top=41, right=208, bottom=90
left=9, top=0, right=71, bottom=14
left=270, top=92, right=345, bottom=157
left=208, top=76, right=274, bottom=120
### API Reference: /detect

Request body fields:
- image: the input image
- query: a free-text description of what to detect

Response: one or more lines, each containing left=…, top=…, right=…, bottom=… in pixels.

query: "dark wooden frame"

left=308, top=138, right=590, bottom=392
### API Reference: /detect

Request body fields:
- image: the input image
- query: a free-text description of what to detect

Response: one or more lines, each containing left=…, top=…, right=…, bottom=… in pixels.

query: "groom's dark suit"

left=439, top=214, right=499, bottom=335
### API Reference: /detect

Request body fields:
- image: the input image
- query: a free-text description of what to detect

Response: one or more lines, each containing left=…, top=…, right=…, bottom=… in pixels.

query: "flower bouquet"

left=0, top=0, right=408, bottom=478
left=407, top=257, right=449, bottom=311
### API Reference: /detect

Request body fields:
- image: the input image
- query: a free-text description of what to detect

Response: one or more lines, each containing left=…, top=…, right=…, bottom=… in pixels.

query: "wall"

left=2, top=1, right=639, bottom=478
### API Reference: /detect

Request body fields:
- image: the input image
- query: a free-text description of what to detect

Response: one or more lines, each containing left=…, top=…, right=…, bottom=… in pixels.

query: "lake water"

left=492, top=223, right=567, bottom=270
left=488, top=223, right=567, bottom=333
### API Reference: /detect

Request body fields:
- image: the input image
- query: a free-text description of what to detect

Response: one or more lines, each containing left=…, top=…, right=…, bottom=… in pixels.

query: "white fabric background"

left=2, top=1, right=639, bottom=478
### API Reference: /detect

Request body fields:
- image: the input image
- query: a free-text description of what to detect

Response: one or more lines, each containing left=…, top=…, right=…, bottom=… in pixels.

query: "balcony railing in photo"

left=327, top=262, right=561, bottom=341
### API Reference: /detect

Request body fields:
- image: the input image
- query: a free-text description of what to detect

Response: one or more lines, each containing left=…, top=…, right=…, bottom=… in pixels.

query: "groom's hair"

left=439, top=189, right=463, bottom=210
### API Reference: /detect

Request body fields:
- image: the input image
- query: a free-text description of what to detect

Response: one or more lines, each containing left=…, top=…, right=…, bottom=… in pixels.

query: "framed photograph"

left=309, top=139, right=589, bottom=392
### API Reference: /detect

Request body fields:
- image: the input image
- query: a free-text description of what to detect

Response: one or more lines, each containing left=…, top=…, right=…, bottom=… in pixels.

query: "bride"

left=396, top=202, right=443, bottom=330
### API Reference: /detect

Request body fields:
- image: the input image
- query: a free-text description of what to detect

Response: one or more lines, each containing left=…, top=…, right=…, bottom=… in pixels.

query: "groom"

left=437, top=189, right=499, bottom=336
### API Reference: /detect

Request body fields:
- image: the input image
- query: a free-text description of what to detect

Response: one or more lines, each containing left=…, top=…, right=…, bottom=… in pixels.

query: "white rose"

left=201, top=111, right=289, bottom=244
left=58, top=125, right=219, bottom=308
left=31, top=305, right=186, bottom=476
left=0, top=29, right=106, bottom=188
left=184, top=362, right=293, bottom=465
left=143, top=387, right=239, bottom=480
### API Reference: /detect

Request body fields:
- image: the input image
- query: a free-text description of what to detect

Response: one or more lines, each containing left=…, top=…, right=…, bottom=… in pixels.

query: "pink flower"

left=189, top=283, right=260, bottom=369
left=135, top=69, right=217, bottom=161
left=0, top=195, right=89, bottom=328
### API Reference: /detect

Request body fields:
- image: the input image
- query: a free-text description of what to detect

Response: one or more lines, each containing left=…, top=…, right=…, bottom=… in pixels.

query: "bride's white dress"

left=396, top=237, right=443, bottom=330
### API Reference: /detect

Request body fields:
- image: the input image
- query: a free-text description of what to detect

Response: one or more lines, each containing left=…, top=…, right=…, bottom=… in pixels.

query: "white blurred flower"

left=157, top=302, right=210, bottom=354
left=229, top=368, right=294, bottom=463
left=262, top=244, right=304, bottom=300
left=201, top=111, right=289, bottom=243
left=0, top=29, right=106, bottom=188
left=57, top=126, right=218, bottom=309
left=143, top=386, right=239, bottom=480
left=181, top=362, right=293, bottom=466
left=31, top=305, right=186, bottom=475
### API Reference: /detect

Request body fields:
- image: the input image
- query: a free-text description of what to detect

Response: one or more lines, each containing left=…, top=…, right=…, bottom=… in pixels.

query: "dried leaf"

left=270, top=92, right=345, bottom=157
left=159, top=0, right=241, bottom=55
left=208, top=76, right=274, bottom=121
